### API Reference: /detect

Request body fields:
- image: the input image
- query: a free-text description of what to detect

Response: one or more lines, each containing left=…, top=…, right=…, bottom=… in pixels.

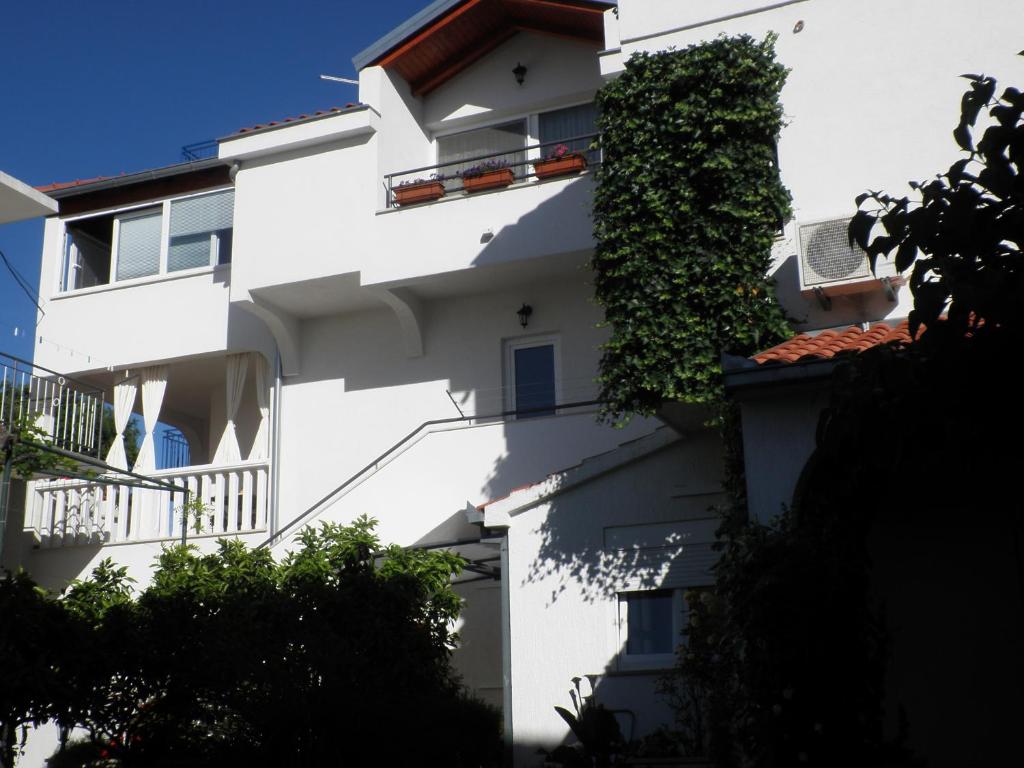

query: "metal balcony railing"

left=181, top=139, right=219, bottom=161
left=160, top=427, right=191, bottom=470
left=0, top=352, right=105, bottom=457
left=384, top=133, right=599, bottom=208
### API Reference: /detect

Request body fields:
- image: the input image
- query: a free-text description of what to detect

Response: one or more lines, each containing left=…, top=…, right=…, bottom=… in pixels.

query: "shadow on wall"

left=498, top=431, right=727, bottom=762
left=317, top=174, right=596, bottom=397
left=3, top=482, right=106, bottom=590
left=519, top=428, right=725, bottom=604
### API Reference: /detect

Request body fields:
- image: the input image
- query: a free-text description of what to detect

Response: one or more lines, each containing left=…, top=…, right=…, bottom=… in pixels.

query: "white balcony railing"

left=28, top=460, right=270, bottom=548
left=1, top=351, right=105, bottom=456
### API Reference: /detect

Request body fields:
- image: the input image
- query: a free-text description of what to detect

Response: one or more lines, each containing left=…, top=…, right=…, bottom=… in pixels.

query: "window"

left=168, top=189, right=234, bottom=271
left=61, top=188, right=233, bottom=292
left=617, top=589, right=699, bottom=671
left=607, top=519, right=718, bottom=671
left=505, top=336, right=559, bottom=418
left=115, top=207, right=162, bottom=281
left=538, top=102, right=598, bottom=159
left=438, top=119, right=527, bottom=185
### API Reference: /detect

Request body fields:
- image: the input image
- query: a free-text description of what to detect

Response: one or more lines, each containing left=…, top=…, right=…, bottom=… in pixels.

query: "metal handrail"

left=384, top=132, right=599, bottom=208
left=258, top=398, right=602, bottom=549
left=1, top=351, right=106, bottom=457
left=181, top=139, right=219, bottom=162
left=0, top=351, right=104, bottom=396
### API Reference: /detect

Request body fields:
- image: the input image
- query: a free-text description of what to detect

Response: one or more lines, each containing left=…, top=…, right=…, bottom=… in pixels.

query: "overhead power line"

left=0, top=247, right=44, bottom=317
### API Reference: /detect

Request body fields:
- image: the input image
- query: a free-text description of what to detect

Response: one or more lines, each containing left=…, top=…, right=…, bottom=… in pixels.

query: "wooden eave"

left=369, top=0, right=608, bottom=97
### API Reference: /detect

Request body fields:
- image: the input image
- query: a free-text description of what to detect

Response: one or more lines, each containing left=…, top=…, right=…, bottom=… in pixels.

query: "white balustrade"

left=27, top=460, right=270, bottom=547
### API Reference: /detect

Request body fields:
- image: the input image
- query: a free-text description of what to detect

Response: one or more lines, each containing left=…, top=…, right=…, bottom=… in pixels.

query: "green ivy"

left=592, top=35, right=792, bottom=421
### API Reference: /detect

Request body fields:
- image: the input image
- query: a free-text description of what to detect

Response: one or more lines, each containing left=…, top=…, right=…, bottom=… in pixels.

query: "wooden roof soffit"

left=370, top=0, right=607, bottom=97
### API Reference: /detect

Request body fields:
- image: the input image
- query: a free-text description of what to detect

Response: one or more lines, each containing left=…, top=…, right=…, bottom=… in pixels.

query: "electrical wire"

left=0, top=246, right=45, bottom=317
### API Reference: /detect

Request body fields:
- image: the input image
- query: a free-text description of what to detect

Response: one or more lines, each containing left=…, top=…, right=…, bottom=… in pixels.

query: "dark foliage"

left=3, top=517, right=501, bottom=768
left=664, top=63, right=1024, bottom=768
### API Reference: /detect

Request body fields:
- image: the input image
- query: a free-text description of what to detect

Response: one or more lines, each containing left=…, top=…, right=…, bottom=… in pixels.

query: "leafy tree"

left=592, top=35, right=792, bottom=421
left=0, top=571, right=78, bottom=768
left=850, top=66, right=1024, bottom=344
left=24, top=516, right=500, bottom=768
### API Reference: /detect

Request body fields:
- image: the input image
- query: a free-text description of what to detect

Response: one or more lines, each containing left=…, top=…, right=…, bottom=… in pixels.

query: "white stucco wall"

left=228, top=136, right=378, bottom=297
left=270, top=273, right=658, bottom=541
left=607, top=0, right=1023, bottom=330
left=423, top=31, right=603, bottom=131
left=737, top=381, right=830, bottom=523
left=33, top=215, right=274, bottom=377
left=499, top=429, right=726, bottom=765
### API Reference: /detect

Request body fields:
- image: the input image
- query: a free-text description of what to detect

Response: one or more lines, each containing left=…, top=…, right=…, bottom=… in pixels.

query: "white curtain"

left=132, top=365, right=168, bottom=472
left=104, top=377, right=138, bottom=471
left=213, top=354, right=248, bottom=465
left=248, top=353, right=271, bottom=461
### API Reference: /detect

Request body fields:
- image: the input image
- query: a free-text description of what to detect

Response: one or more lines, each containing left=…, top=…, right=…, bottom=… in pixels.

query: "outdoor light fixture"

left=517, top=303, right=533, bottom=327
left=513, top=62, right=527, bottom=85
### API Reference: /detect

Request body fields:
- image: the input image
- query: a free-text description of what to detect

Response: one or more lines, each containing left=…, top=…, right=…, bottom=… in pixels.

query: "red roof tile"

left=235, top=104, right=360, bottom=134
left=35, top=175, right=119, bottom=193
left=753, top=320, right=914, bottom=365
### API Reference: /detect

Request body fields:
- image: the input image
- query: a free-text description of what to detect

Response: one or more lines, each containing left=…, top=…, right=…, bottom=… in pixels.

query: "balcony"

left=365, top=134, right=599, bottom=287
left=383, top=133, right=599, bottom=209
left=22, top=350, right=274, bottom=548
left=28, top=459, right=270, bottom=547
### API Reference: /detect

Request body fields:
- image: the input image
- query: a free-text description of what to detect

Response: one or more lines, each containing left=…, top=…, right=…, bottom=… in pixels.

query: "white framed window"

left=538, top=101, right=598, bottom=158
left=60, top=188, right=233, bottom=293
left=437, top=119, right=528, bottom=185
left=607, top=518, right=719, bottom=672
left=431, top=100, right=597, bottom=182
left=113, top=206, right=162, bottom=281
left=617, top=589, right=687, bottom=671
left=504, top=334, right=561, bottom=417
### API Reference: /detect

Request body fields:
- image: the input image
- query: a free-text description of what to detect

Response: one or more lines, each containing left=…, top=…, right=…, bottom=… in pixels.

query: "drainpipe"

left=500, top=532, right=514, bottom=766
left=269, top=349, right=283, bottom=536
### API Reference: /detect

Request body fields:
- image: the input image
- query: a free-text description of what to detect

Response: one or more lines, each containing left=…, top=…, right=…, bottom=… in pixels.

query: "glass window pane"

left=116, top=209, right=162, bottom=281
left=438, top=120, right=527, bottom=187
left=539, top=102, right=598, bottom=159
left=625, top=591, right=674, bottom=655
left=514, top=344, right=555, bottom=417
left=168, top=190, right=234, bottom=272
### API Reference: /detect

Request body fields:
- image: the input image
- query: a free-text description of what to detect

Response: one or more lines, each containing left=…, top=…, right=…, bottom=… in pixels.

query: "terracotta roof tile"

left=753, top=320, right=914, bottom=365
left=35, top=175, right=120, bottom=193
left=476, top=481, right=544, bottom=511
left=235, top=104, right=360, bottom=134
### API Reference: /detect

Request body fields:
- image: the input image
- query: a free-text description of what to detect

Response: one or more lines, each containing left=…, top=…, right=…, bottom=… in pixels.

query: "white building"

left=3, top=1, right=1021, bottom=765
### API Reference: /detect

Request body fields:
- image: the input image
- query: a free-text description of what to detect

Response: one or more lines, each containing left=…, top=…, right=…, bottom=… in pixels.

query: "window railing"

left=384, top=133, right=599, bottom=208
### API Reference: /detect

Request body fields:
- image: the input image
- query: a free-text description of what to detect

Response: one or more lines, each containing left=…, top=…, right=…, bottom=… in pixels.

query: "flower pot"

left=533, top=153, right=587, bottom=179
left=394, top=180, right=445, bottom=206
left=463, top=168, right=515, bottom=193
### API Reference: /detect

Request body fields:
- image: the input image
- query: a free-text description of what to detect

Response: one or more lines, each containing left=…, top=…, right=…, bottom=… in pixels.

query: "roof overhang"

left=219, top=105, right=379, bottom=162
left=0, top=170, right=57, bottom=224
left=474, top=426, right=679, bottom=528
left=722, top=353, right=839, bottom=396
left=353, top=0, right=613, bottom=96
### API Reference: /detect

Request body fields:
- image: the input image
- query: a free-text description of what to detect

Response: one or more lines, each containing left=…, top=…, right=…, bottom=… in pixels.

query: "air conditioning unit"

left=796, top=216, right=893, bottom=296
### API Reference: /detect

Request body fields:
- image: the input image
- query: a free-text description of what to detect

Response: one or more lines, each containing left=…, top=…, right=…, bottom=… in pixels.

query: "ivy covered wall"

left=592, top=35, right=792, bottom=421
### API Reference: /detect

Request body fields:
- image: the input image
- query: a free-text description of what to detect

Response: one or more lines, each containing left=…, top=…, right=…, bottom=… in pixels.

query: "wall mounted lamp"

left=517, top=303, right=533, bottom=327
left=513, top=62, right=527, bottom=86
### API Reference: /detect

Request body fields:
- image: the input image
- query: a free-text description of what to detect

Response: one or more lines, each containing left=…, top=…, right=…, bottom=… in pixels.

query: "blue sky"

left=0, top=0, right=428, bottom=361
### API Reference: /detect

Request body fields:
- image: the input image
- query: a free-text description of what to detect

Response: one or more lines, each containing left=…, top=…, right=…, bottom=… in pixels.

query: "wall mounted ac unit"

left=796, top=216, right=890, bottom=296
